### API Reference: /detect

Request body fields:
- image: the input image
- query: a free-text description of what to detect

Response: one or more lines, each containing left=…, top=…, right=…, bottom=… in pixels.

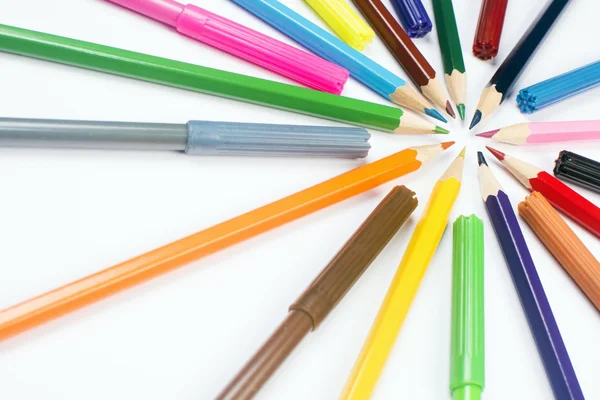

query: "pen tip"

left=434, top=126, right=450, bottom=134
left=458, top=147, right=466, bottom=159
left=445, top=101, right=456, bottom=119
left=486, top=146, right=505, bottom=161
left=476, top=129, right=498, bottom=138
left=469, top=110, right=482, bottom=130
left=425, top=108, right=448, bottom=123
left=477, top=151, right=488, bottom=166
left=457, top=104, right=466, bottom=121
left=441, top=141, right=455, bottom=150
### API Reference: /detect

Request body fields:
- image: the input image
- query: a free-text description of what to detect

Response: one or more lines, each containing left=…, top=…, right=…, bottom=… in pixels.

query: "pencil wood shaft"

left=0, top=24, right=432, bottom=133
left=0, top=143, right=451, bottom=342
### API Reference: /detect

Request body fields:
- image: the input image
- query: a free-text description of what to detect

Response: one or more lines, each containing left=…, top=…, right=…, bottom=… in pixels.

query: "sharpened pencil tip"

left=477, top=151, right=488, bottom=166
left=486, top=146, right=505, bottom=161
left=457, top=104, right=466, bottom=121
left=445, top=101, right=456, bottom=119
left=434, top=125, right=450, bottom=134
left=441, top=141, right=455, bottom=150
left=476, top=129, right=499, bottom=138
left=425, top=108, right=448, bottom=123
left=469, top=110, right=482, bottom=130
left=458, top=147, right=466, bottom=159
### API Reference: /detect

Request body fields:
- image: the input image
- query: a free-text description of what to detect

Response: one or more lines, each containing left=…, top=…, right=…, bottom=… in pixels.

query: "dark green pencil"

left=0, top=24, right=448, bottom=135
left=432, top=0, right=466, bottom=120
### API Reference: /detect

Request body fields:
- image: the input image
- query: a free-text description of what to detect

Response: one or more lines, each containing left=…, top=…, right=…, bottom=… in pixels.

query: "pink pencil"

left=476, top=121, right=600, bottom=145
left=106, top=0, right=349, bottom=94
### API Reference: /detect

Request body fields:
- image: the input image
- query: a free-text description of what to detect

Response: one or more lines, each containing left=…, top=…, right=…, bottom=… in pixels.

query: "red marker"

left=486, top=146, right=600, bottom=238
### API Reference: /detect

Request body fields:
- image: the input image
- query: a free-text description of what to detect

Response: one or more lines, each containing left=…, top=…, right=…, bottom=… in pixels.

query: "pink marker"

left=106, top=0, right=349, bottom=94
left=476, top=120, right=600, bottom=146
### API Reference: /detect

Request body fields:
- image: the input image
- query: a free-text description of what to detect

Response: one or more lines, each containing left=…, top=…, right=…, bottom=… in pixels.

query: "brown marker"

left=216, top=185, right=418, bottom=400
left=519, top=192, right=600, bottom=312
left=352, top=0, right=455, bottom=118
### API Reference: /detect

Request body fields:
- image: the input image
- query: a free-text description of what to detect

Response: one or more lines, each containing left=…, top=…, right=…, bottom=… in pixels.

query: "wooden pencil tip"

left=441, top=141, right=455, bottom=150
left=445, top=101, right=456, bottom=119
left=469, top=110, right=482, bottom=130
left=458, top=147, right=466, bottom=159
left=486, top=146, right=505, bottom=161
left=477, top=151, right=488, bottom=166
left=476, top=129, right=499, bottom=139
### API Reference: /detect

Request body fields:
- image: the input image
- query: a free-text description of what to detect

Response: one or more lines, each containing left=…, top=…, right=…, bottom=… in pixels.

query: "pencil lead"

left=445, top=101, right=456, bottom=119
left=425, top=108, right=448, bottom=123
left=476, top=129, right=499, bottom=138
left=434, top=125, right=450, bottom=134
left=458, top=147, right=466, bottom=159
left=457, top=104, right=466, bottom=121
left=477, top=151, right=488, bottom=166
left=441, top=141, right=455, bottom=150
left=486, top=146, right=505, bottom=161
left=469, top=110, right=482, bottom=130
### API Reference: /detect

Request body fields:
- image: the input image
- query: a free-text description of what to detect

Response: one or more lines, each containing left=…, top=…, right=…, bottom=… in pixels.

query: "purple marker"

left=389, top=0, right=432, bottom=38
left=478, top=152, right=584, bottom=400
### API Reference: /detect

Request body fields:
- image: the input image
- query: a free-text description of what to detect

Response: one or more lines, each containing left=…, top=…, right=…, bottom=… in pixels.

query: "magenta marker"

left=106, top=0, right=349, bottom=94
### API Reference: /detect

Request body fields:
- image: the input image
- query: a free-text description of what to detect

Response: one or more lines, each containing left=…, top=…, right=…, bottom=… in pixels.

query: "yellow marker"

left=340, top=148, right=466, bottom=400
left=304, top=0, right=375, bottom=50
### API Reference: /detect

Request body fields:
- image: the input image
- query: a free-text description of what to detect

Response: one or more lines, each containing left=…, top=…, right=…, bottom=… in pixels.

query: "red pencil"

left=473, top=0, right=509, bottom=60
left=486, top=146, right=600, bottom=238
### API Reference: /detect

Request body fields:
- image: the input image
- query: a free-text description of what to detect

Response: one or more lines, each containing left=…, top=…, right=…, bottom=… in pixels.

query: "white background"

left=0, top=0, right=599, bottom=399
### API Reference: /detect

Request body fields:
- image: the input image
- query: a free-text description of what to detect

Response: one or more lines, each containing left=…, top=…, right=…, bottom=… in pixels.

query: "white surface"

left=0, top=0, right=599, bottom=399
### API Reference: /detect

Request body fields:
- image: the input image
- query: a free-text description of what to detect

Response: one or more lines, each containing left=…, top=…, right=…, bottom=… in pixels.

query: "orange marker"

left=0, top=142, right=454, bottom=342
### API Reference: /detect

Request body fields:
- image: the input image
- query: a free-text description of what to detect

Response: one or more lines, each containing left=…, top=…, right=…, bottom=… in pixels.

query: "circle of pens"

left=0, top=0, right=598, bottom=399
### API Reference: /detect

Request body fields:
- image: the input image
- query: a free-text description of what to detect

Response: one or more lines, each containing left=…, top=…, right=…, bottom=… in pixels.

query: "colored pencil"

left=470, top=0, right=571, bottom=129
left=476, top=120, right=600, bottom=145
left=554, top=150, right=600, bottom=194
left=519, top=192, right=600, bottom=312
left=0, top=142, right=454, bottom=342
left=0, top=118, right=372, bottom=159
left=477, top=152, right=584, bottom=400
left=340, top=148, right=465, bottom=400
left=450, top=215, right=485, bottom=400
left=304, top=0, right=375, bottom=50
left=473, top=0, right=509, bottom=60
left=486, top=147, right=600, bottom=238
left=229, top=0, right=449, bottom=122
left=432, top=0, right=466, bottom=120
left=389, top=0, right=432, bottom=38
left=352, top=0, right=455, bottom=118
left=104, top=0, right=350, bottom=94
left=0, top=24, right=448, bottom=134
left=517, top=61, right=600, bottom=114
left=216, top=186, right=418, bottom=400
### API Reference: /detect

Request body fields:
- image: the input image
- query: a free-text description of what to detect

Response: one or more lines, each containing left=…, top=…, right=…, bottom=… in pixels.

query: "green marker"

left=432, top=0, right=467, bottom=120
left=451, top=215, right=485, bottom=400
left=0, top=24, right=447, bottom=135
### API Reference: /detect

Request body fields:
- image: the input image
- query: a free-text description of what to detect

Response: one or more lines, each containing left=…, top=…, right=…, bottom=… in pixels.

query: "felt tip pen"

left=0, top=118, right=371, bottom=158
left=105, top=0, right=349, bottom=94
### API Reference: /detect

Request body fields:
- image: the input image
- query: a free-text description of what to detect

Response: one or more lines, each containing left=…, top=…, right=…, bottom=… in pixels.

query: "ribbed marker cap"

left=185, top=121, right=371, bottom=158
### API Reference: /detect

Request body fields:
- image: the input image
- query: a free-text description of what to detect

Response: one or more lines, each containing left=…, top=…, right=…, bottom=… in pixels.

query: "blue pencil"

left=478, top=152, right=584, bottom=400
left=517, top=60, right=600, bottom=114
left=229, top=0, right=448, bottom=122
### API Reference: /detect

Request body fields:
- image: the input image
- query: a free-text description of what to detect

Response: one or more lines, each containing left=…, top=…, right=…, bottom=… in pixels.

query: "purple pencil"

left=478, top=152, right=584, bottom=400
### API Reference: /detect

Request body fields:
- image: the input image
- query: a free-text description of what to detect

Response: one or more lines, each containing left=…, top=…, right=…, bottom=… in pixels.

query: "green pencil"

left=0, top=24, right=447, bottom=135
left=451, top=215, right=485, bottom=400
left=432, top=0, right=466, bottom=120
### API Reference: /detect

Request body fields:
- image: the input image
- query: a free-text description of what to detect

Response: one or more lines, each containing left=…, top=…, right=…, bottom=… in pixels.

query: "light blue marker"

left=230, top=0, right=446, bottom=123
left=0, top=118, right=371, bottom=159
left=517, top=60, right=600, bottom=114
